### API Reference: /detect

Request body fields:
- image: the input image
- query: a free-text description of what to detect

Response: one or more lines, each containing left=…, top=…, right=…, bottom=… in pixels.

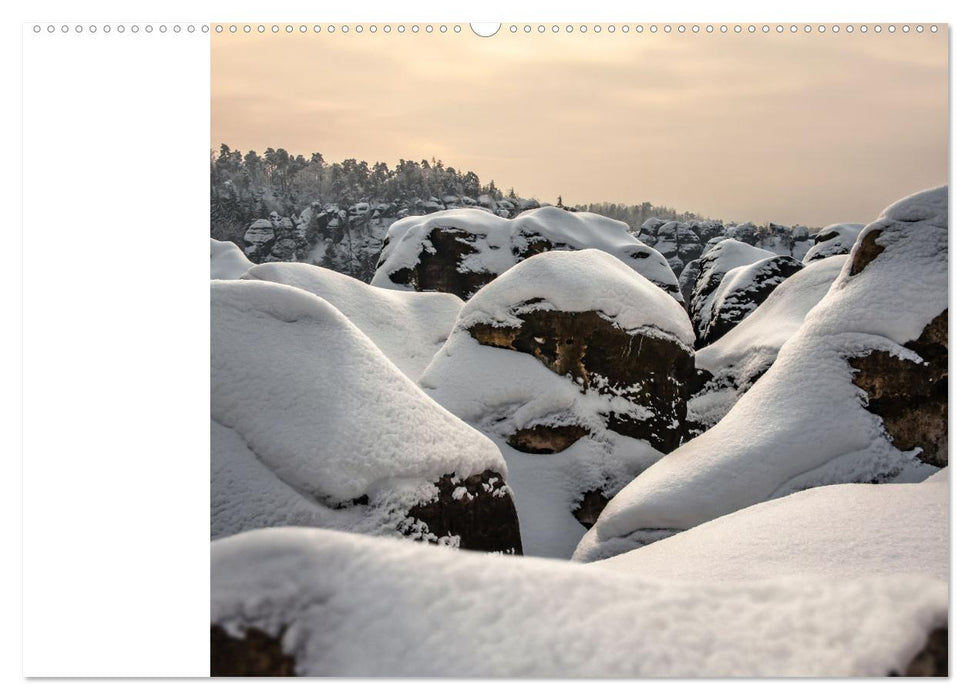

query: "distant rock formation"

left=372, top=206, right=683, bottom=303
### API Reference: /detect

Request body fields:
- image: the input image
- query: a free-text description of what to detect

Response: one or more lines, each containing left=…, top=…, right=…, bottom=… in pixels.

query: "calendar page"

left=20, top=0, right=954, bottom=683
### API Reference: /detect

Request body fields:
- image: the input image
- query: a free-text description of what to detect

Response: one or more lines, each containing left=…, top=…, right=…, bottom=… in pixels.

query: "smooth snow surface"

left=576, top=187, right=947, bottom=562
left=210, top=238, right=253, bottom=280
left=212, top=527, right=946, bottom=677
left=420, top=250, right=690, bottom=558
left=243, top=262, right=463, bottom=380
left=594, top=477, right=947, bottom=583
left=211, top=279, right=506, bottom=534
left=689, top=255, right=846, bottom=427
left=372, top=206, right=683, bottom=302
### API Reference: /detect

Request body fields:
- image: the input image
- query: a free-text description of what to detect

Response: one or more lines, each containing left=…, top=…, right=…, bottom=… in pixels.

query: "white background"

left=10, top=0, right=968, bottom=695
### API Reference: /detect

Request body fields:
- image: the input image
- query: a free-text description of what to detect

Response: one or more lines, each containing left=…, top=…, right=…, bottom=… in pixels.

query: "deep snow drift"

left=689, top=255, right=847, bottom=429
left=372, top=206, right=683, bottom=303
left=211, top=527, right=946, bottom=677
left=420, top=249, right=695, bottom=558
left=210, top=279, right=520, bottom=551
left=575, top=186, right=947, bottom=563
left=210, top=238, right=254, bottom=280
left=594, top=474, right=947, bottom=583
left=242, top=262, right=463, bottom=381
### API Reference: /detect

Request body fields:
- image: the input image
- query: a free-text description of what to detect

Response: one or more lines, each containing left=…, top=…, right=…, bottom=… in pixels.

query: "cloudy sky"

left=212, top=27, right=947, bottom=226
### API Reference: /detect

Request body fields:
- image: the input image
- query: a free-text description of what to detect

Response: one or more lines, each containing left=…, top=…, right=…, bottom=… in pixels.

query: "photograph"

left=204, top=21, right=951, bottom=677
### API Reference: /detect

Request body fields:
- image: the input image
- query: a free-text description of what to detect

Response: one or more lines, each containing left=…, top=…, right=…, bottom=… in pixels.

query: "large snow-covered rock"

left=211, top=279, right=522, bottom=553
left=372, top=206, right=683, bottom=303
left=574, top=187, right=947, bottom=562
left=803, top=223, right=865, bottom=264
left=211, top=239, right=254, bottom=280
left=420, top=250, right=696, bottom=558
left=593, top=475, right=947, bottom=583
left=241, top=262, right=462, bottom=381
left=691, top=240, right=804, bottom=347
left=688, top=255, right=846, bottom=429
left=688, top=239, right=774, bottom=341
left=210, top=527, right=947, bottom=677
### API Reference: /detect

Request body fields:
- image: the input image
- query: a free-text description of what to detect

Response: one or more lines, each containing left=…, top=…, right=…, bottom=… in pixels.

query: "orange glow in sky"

left=212, top=28, right=947, bottom=226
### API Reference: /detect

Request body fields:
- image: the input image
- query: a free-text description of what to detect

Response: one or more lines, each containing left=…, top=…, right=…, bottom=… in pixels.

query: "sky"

left=211, top=27, right=948, bottom=226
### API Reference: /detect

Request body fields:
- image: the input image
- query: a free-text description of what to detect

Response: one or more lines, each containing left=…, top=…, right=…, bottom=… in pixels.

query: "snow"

left=210, top=238, right=253, bottom=280
left=803, top=223, right=865, bottom=264
left=242, top=262, right=463, bottom=381
left=372, top=206, right=683, bottom=302
left=689, top=255, right=846, bottom=427
left=211, top=279, right=506, bottom=527
left=211, top=526, right=947, bottom=677
left=575, top=187, right=946, bottom=562
left=451, top=249, right=694, bottom=345
left=419, top=250, right=690, bottom=557
left=593, top=476, right=947, bottom=583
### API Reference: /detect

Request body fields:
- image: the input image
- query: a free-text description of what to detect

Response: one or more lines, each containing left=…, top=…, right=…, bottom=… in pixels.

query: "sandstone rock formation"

left=420, top=249, right=696, bottom=557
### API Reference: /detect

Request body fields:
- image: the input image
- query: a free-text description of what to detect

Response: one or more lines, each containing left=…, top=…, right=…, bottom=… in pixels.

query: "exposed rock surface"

left=850, top=307, right=947, bottom=468
left=897, top=627, right=948, bottom=676
left=211, top=625, right=295, bottom=677
left=467, top=308, right=694, bottom=452
left=406, top=470, right=524, bottom=554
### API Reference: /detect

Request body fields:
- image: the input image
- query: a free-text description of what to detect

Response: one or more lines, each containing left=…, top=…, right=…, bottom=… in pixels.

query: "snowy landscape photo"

left=208, top=23, right=949, bottom=677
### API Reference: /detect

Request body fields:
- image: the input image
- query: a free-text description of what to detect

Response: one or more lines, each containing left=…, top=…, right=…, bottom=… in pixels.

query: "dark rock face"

left=849, top=310, right=948, bottom=468
left=696, top=256, right=804, bottom=347
left=387, top=227, right=499, bottom=300
left=406, top=470, right=524, bottom=554
left=849, top=228, right=886, bottom=276
left=211, top=625, right=296, bottom=677
left=678, top=259, right=701, bottom=308
left=507, top=424, right=589, bottom=454
left=384, top=226, right=588, bottom=300
left=572, top=490, right=610, bottom=529
left=468, top=309, right=695, bottom=452
left=892, top=627, right=948, bottom=677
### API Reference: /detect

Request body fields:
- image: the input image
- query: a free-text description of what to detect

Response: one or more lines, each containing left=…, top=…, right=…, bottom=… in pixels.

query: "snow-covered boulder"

left=688, top=239, right=774, bottom=343
left=803, top=223, right=865, bottom=264
left=211, top=526, right=947, bottom=676
left=242, top=262, right=462, bottom=381
left=593, top=474, right=947, bottom=583
left=574, top=187, right=947, bottom=562
left=211, top=279, right=522, bottom=553
left=695, top=254, right=805, bottom=347
left=371, top=206, right=682, bottom=303
left=419, top=250, right=696, bottom=557
left=211, top=238, right=253, bottom=280
left=638, top=216, right=664, bottom=239
left=688, top=255, right=846, bottom=429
